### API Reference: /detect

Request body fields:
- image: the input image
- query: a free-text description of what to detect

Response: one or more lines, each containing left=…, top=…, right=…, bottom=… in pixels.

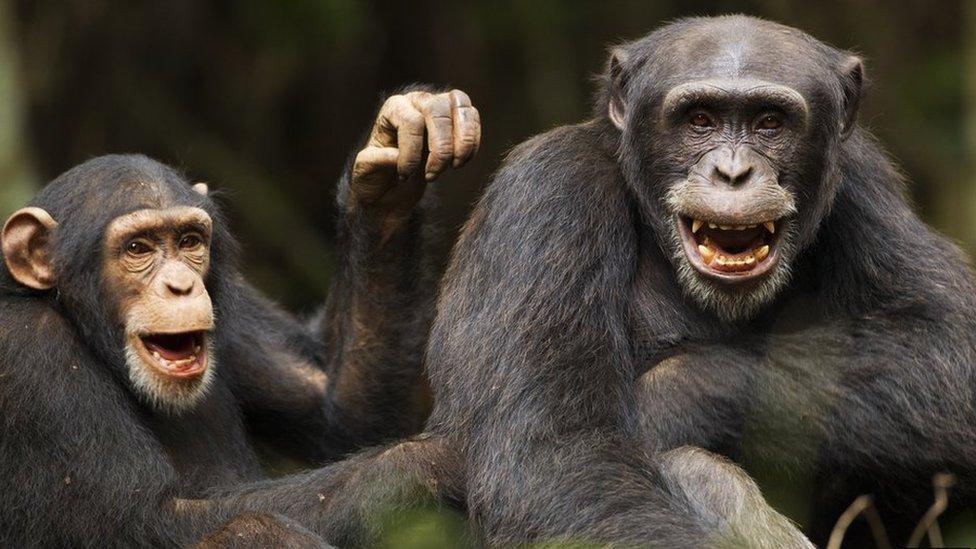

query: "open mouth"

left=133, top=331, right=208, bottom=378
left=675, top=215, right=783, bottom=284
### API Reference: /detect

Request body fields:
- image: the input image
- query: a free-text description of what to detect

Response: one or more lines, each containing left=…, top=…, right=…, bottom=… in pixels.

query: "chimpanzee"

left=301, top=16, right=976, bottom=547
left=0, top=88, right=481, bottom=546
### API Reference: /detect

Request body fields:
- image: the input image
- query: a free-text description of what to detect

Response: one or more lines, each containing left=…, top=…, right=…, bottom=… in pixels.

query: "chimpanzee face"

left=608, top=17, right=862, bottom=320
left=103, top=206, right=215, bottom=411
left=1, top=165, right=219, bottom=412
left=655, top=78, right=805, bottom=320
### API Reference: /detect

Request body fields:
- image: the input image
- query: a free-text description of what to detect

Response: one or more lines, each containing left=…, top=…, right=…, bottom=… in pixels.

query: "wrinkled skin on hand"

left=349, top=89, right=481, bottom=230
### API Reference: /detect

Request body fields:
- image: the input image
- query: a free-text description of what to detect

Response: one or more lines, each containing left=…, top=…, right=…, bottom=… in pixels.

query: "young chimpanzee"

left=0, top=88, right=480, bottom=546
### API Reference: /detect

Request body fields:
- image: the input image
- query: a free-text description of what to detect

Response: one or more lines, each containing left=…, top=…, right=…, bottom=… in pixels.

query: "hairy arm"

left=222, top=88, right=480, bottom=461
left=640, top=309, right=976, bottom=487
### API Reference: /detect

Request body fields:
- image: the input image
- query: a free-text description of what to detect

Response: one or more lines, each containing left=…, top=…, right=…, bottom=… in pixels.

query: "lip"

left=130, top=330, right=209, bottom=379
left=674, top=214, right=783, bottom=286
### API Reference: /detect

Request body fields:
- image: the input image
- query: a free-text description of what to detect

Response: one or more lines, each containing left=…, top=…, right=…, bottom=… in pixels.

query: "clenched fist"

left=349, top=89, right=481, bottom=222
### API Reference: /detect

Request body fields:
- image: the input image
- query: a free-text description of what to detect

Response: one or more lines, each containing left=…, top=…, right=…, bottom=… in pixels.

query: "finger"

left=351, top=147, right=399, bottom=204
left=368, top=95, right=410, bottom=149
left=352, top=147, right=399, bottom=182
left=450, top=90, right=481, bottom=168
left=394, top=105, right=426, bottom=180
left=413, top=92, right=454, bottom=181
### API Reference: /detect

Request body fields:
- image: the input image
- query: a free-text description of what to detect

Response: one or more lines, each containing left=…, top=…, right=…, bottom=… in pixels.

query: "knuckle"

left=403, top=110, right=424, bottom=125
left=433, top=139, right=454, bottom=153
left=382, top=94, right=405, bottom=111
left=428, top=149, right=451, bottom=162
left=408, top=91, right=432, bottom=108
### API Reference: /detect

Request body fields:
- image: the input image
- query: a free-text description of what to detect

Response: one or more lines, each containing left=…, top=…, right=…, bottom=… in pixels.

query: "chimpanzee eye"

left=179, top=234, right=204, bottom=250
left=688, top=110, right=715, bottom=129
left=125, top=240, right=153, bottom=256
left=756, top=113, right=783, bottom=132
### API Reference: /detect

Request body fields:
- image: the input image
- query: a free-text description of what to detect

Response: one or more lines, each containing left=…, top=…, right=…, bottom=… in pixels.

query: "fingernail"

left=425, top=172, right=436, bottom=181
left=452, top=159, right=461, bottom=168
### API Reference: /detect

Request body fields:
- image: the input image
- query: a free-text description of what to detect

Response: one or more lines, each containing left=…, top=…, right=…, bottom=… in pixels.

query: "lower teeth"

left=698, top=244, right=769, bottom=269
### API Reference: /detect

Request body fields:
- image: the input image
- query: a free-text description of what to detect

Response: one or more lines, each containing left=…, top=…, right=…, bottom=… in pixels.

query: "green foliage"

left=377, top=507, right=472, bottom=549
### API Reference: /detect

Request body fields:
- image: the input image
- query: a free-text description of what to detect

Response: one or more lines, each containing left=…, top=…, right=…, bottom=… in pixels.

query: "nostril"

left=713, top=165, right=753, bottom=186
left=730, top=165, right=753, bottom=185
left=713, top=166, right=731, bottom=184
left=165, top=279, right=194, bottom=296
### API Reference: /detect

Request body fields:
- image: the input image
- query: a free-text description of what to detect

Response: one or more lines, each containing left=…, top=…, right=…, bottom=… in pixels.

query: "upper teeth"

left=690, top=219, right=776, bottom=233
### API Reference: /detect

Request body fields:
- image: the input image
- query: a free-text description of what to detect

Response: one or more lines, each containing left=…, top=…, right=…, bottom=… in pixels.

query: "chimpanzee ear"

left=839, top=55, right=864, bottom=140
left=191, top=182, right=209, bottom=196
left=2, top=207, right=58, bottom=290
left=608, top=48, right=630, bottom=131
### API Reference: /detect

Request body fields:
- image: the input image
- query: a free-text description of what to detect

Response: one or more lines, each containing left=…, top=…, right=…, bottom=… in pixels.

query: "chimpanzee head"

left=1, top=155, right=238, bottom=412
left=603, top=16, right=863, bottom=320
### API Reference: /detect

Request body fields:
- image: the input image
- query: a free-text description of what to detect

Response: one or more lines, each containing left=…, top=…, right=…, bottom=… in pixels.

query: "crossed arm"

left=637, top=308, right=976, bottom=539
left=639, top=310, right=976, bottom=473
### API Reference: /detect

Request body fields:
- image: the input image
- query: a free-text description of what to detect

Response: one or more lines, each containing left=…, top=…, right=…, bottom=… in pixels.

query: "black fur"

left=313, top=15, right=976, bottom=546
left=432, top=15, right=976, bottom=545
left=0, top=146, right=432, bottom=546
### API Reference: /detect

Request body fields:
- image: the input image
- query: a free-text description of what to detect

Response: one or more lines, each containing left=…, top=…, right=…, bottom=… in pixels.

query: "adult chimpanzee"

left=0, top=88, right=481, bottom=546
left=306, top=15, right=976, bottom=547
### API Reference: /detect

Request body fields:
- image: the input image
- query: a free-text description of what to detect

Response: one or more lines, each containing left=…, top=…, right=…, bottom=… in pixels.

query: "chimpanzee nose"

left=711, top=149, right=754, bottom=187
left=161, top=264, right=197, bottom=296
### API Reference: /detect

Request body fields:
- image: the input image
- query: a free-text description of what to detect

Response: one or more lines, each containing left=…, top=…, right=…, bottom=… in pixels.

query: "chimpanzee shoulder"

left=478, top=123, right=628, bottom=221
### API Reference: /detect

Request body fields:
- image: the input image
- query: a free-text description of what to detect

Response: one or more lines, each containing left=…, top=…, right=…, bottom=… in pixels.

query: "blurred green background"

left=1, top=0, right=973, bottom=311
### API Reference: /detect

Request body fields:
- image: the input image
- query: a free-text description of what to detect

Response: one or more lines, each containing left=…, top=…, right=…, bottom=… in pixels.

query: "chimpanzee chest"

left=144, top=382, right=264, bottom=494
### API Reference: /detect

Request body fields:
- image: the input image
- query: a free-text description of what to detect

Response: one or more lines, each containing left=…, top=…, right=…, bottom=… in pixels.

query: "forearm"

left=308, top=85, right=479, bottom=445
left=312, top=171, right=433, bottom=444
left=638, top=348, right=760, bottom=456
left=639, top=321, right=976, bottom=480
left=466, top=429, right=710, bottom=546
left=200, top=436, right=459, bottom=548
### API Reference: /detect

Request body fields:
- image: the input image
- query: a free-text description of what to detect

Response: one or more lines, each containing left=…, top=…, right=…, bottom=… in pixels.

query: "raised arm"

left=221, top=88, right=481, bottom=461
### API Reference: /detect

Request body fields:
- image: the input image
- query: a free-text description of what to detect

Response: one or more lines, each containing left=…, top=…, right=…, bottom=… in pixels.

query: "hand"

left=349, top=89, right=481, bottom=220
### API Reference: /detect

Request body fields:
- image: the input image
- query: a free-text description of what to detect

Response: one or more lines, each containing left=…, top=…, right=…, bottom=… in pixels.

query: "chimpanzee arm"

left=198, top=434, right=467, bottom=547
left=639, top=310, right=976, bottom=494
left=217, top=203, right=430, bottom=462
left=221, top=88, right=480, bottom=462
left=423, top=125, right=808, bottom=546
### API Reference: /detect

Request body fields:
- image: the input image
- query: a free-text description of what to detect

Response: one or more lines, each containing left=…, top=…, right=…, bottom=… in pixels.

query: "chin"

left=668, top=218, right=797, bottom=322
left=125, top=330, right=215, bottom=414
